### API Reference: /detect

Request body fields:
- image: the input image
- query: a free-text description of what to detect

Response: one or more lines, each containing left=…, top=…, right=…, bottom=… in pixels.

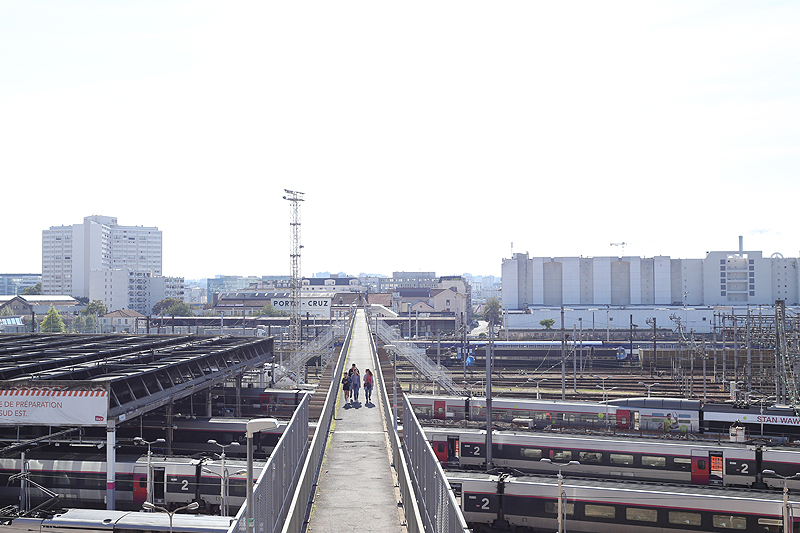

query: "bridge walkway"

left=306, top=309, right=405, bottom=533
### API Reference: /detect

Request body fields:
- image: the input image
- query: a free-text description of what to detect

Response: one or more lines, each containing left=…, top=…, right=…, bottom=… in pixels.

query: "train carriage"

left=451, top=472, right=795, bottom=533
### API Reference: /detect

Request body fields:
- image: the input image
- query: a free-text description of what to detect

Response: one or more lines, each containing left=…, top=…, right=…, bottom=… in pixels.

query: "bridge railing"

left=403, top=393, right=470, bottom=533
left=279, top=310, right=356, bottom=533
left=227, top=393, right=309, bottom=533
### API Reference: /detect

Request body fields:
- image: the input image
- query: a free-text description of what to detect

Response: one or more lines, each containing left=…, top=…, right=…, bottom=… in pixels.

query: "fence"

left=228, top=393, right=309, bottom=533
left=402, top=395, right=470, bottom=533
left=278, top=311, right=356, bottom=533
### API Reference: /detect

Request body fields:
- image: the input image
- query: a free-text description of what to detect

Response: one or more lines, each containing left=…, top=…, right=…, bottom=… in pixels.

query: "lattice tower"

left=283, top=189, right=304, bottom=347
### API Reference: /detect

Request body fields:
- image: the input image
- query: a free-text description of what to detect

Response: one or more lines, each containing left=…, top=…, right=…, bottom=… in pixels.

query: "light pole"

left=637, top=382, right=660, bottom=398
left=761, top=470, right=800, bottom=533
left=540, top=459, right=580, bottom=533
left=594, top=375, right=616, bottom=429
left=245, top=418, right=278, bottom=533
left=384, top=344, right=397, bottom=431
left=528, top=378, right=547, bottom=399
left=143, top=501, right=199, bottom=533
left=208, top=440, right=240, bottom=516
left=134, top=437, right=165, bottom=508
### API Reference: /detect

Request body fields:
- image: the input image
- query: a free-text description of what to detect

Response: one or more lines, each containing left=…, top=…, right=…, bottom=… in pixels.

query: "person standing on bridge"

left=350, top=367, right=361, bottom=404
left=342, top=372, right=351, bottom=406
left=363, top=369, right=374, bottom=404
left=348, top=364, right=357, bottom=401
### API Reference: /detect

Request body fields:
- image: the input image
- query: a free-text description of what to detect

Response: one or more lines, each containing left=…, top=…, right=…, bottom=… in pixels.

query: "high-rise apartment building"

left=42, top=215, right=162, bottom=297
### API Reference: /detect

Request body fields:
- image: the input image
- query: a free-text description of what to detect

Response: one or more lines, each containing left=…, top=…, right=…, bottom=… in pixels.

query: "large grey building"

left=42, top=215, right=162, bottom=297
left=502, top=238, right=800, bottom=309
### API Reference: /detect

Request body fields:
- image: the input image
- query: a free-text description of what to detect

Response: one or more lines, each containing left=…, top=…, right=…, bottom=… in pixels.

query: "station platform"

left=307, top=310, right=405, bottom=533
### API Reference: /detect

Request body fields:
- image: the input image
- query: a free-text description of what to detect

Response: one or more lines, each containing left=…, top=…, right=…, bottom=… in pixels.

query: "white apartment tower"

left=42, top=216, right=162, bottom=297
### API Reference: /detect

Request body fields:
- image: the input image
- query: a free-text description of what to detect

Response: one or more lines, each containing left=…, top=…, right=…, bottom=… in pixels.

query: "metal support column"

left=106, top=420, right=116, bottom=510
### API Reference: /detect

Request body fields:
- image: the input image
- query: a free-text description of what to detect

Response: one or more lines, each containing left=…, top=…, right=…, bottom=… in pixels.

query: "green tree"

left=152, top=298, right=183, bottom=315
left=83, top=300, right=108, bottom=316
left=40, top=306, right=66, bottom=333
left=483, top=297, right=502, bottom=326
left=539, top=318, right=555, bottom=329
left=22, top=283, right=42, bottom=295
left=71, top=313, right=85, bottom=333
left=165, top=301, right=193, bottom=316
left=253, top=304, right=289, bottom=317
left=84, top=313, right=97, bottom=333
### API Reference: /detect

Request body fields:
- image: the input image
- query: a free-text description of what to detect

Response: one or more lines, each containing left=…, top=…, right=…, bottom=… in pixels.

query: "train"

left=449, top=471, right=794, bottom=533
left=408, top=393, right=800, bottom=441
left=0, top=508, right=233, bottom=533
left=0, top=453, right=266, bottom=513
left=426, top=427, right=800, bottom=491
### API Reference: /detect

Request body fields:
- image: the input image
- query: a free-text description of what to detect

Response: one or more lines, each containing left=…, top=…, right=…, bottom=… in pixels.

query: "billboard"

left=0, top=387, right=108, bottom=426
left=270, top=297, right=332, bottom=318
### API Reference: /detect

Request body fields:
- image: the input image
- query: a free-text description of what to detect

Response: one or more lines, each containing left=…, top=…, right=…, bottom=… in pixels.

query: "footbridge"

left=240, top=308, right=468, bottom=533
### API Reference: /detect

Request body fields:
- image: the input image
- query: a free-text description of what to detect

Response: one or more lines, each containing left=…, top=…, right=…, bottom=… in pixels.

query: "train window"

left=641, top=456, right=666, bottom=468
left=584, top=505, right=615, bottom=519
left=610, top=454, right=634, bottom=465
left=673, top=457, right=692, bottom=471
left=757, top=518, right=782, bottom=532
left=544, top=501, right=574, bottom=515
left=669, top=511, right=702, bottom=526
left=512, top=410, right=531, bottom=417
left=578, top=451, right=602, bottom=463
left=520, top=448, right=542, bottom=459
left=534, top=412, right=552, bottom=421
left=413, top=406, right=432, bottom=417
left=626, top=508, right=657, bottom=522
left=713, top=515, right=748, bottom=529
left=551, top=450, right=572, bottom=461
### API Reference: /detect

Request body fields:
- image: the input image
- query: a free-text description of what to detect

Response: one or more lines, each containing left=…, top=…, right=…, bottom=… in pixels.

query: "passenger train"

left=0, top=453, right=266, bottom=513
left=0, top=508, right=233, bottom=533
left=426, top=427, right=800, bottom=490
left=408, top=393, right=800, bottom=441
left=450, top=472, right=794, bottom=533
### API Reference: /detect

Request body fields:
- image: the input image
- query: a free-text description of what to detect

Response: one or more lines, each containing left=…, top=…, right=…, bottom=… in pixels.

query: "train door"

left=616, top=410, right=631, bottom=431
left=691, top=450, right=709, bottom=485
left=132, top=468, right=147, bottom=506
left=709, top=451, right=723, bottom=485
left=432, top=436, right=459, bottom=465
left=434, top=401, right=446, bottom=421
left=153, top=467, right=166, bottom=504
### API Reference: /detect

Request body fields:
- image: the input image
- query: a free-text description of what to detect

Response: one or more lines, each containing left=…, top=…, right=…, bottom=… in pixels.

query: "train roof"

left=43, top=509, right=234, bottom=533
left=447, top=472, right=794, bottom=505
left=423, top=426, right=800, bottom=451
left=606, top=397, right=701, bottom=410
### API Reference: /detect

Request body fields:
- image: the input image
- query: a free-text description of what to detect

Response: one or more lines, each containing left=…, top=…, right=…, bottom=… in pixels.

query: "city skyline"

left=2, top=2, right=799, bottom=280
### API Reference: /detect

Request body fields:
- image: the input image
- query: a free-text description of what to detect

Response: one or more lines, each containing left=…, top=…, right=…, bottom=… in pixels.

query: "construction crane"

left=610, top=242, right=627, bottom=255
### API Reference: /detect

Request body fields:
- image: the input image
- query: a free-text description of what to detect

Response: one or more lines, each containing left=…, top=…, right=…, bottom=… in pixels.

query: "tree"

left=483, top=297, right=502, bottom=326
left=71, top=313, right=85, bottom=333
left=253, top=304, right=289, bottom=317
left=152, top=298, right=184, bottom=315
left=83, top=300, right=108, bottom=317
left=165, top=301, right=193, bottom=317
left=540, top=318, right=555, bottom=330
left=22, top=283, right=42, bottom=295
left=40, top=306, right=66, bottom=333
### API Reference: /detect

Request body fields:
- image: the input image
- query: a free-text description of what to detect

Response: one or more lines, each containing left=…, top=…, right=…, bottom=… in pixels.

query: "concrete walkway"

left=307, top=310, right=405, bottom=533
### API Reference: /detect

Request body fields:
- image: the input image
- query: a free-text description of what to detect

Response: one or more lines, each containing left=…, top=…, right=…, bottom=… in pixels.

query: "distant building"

left=100, top=309, right=145, bottom=333
left=0, top=295, right=80, bottom=316
left=0, top=274, right=41, bottom=296
left=89, top=268, right=184, bottom=315
left=501, top=238, right=800, bottom=309
left=42, top=215, right=162, bottom=297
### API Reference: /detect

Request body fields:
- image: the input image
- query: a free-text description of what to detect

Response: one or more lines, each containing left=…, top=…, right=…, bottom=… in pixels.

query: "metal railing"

left=375, top=320, right=466, bottom=395
left=403, top=395, right=470, bottom=533
left=367, top=314, right=426, bottom=533
left=228, top=394, right=309, bottom=533
left=278, top=312, right=356, bottom=533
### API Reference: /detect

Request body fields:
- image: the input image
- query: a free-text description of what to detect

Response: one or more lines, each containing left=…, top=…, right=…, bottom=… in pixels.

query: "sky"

left=2, top=1, right=799, bottom=281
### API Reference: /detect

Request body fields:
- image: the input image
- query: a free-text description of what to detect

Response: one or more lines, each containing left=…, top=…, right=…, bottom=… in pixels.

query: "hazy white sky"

left=2, top=1, right=799, bottom=280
